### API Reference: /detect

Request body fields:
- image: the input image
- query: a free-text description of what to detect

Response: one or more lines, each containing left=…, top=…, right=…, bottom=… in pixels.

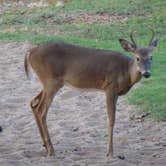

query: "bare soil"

left=0, top=42, right=165, bottom=166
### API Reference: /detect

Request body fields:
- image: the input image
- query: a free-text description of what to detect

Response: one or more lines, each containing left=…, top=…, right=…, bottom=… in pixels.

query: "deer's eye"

left=136, top=57, right=140, bottom=61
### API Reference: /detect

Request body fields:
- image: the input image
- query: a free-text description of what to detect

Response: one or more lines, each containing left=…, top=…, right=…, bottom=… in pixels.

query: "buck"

left=24, top=29, right=159, bottom=158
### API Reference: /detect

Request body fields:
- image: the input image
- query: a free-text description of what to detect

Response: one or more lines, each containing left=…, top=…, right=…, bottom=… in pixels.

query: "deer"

left=24, top=29, right=159, bottom=158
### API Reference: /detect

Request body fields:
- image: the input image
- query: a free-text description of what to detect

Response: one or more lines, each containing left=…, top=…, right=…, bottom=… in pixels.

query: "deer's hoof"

left=106, top=151, right=113, bottom=159
left=0, top=126, right=2, bottom=132
left=47, top=147, right=55, bottom=156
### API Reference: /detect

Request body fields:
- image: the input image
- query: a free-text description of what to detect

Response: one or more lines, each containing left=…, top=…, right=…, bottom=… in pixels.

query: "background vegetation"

left=0, top=0, right=165, bottom=119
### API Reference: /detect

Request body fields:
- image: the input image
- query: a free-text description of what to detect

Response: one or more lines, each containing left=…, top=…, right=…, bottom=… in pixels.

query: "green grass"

left=0, top=0, right=165, bottom=120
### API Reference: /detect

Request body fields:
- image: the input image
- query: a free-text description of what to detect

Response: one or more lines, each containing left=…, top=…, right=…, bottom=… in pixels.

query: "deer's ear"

left=149, top=38, right=159, bottom=48
left=119, top=39, right=136, bottom=52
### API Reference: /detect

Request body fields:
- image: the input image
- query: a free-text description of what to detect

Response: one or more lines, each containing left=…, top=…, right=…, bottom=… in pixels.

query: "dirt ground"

left=0, top=42, right=165, bottom=166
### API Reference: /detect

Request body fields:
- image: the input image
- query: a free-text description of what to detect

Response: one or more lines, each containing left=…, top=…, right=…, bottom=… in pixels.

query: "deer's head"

left=119, top=29, right=159, bottom=78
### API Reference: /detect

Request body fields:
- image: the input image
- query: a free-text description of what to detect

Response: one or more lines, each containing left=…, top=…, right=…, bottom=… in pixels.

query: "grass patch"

left=0, top=0, right=165, bottom=120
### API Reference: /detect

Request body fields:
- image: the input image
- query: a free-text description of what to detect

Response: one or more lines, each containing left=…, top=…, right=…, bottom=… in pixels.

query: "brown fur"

left=24, top=32, right=158, bottom=157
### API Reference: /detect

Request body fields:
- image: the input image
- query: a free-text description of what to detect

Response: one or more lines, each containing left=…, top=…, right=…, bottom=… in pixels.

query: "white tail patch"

left=29, top=69, right=38, bottom=83
left=26, top=52, right=38, bottom=83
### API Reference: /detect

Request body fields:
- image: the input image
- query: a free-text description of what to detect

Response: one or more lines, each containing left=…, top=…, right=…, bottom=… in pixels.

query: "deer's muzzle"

left=143, top=71, right=151, bottom=78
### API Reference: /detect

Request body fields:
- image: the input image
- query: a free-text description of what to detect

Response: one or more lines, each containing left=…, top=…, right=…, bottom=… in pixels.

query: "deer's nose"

left=143, top=71, right=151, bottom=78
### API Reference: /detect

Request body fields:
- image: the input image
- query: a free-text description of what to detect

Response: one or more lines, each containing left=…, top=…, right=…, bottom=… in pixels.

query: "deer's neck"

left=129, top=59, right=142, bottom=86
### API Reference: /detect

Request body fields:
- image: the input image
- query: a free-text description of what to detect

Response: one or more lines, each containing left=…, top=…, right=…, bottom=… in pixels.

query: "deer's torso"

left=30, top=42, right=139, bottom=95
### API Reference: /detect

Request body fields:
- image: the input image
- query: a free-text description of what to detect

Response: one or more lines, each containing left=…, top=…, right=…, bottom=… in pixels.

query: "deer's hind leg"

left=30, top=79, right=63, bottom=156
left=30, top=91, right=45, bottom=147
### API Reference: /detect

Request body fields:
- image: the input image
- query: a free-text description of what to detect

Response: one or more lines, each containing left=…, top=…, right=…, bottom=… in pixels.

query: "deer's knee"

left=30, top=97, right=40, bottom=109
left=30, top=91, right=43, bottom=108
left=108, top=118, right=115, bottom=128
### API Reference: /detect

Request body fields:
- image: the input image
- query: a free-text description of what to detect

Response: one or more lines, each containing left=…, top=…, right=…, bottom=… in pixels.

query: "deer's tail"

left=24, top=51, right=31, bottom=80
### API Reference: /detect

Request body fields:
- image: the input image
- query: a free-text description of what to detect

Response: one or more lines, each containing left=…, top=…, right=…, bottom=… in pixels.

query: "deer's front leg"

left=106, top=90, right=118, bottom=158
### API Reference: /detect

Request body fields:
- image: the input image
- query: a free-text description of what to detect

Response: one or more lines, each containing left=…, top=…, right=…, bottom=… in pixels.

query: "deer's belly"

left=64, top=78, right=106, bottom=90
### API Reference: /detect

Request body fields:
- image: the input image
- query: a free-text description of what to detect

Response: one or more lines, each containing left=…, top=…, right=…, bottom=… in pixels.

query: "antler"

left=149, top=28, right=155, bottom=45
left=130, top=30, right=137, bottom=48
